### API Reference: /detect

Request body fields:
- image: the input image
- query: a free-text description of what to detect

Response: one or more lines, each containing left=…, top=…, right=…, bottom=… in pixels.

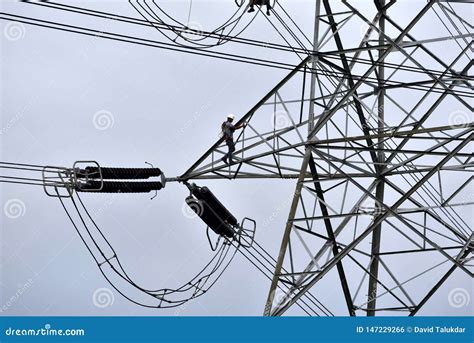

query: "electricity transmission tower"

left=180, top=0, right=473, bottom=316
left=1, top=0, right=472, bottom=316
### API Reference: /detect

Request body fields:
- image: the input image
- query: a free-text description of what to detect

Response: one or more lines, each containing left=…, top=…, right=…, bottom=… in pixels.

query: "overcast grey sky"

left=1, top=0, right=472, bottom=316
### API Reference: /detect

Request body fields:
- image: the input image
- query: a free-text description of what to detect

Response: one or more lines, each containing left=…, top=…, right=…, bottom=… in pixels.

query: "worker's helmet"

left=227, top=113, right=235, bottom=120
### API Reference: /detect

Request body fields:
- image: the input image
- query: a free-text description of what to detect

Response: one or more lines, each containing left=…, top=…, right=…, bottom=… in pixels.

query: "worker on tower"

left=248, top=0, right=272, bottom=16
left=221, top=114, right=246, bottom=165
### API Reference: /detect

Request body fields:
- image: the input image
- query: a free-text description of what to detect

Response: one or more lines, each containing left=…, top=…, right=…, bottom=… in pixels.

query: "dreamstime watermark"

left=3, top=199, right=26, bottom=219
left=92, top=287, right=115, bottom=308
left=366, top=284, right=378, bottom=307
left=0, top=113, right=24, bottom=136
left=179, top=110, right=203, bottom=136
left=182, top=198, right=204, bottom=219
left=358, top=198, right=383, bottom=216
left=272, top=289, right=291, bottom=308
left=448, top=110, right=471, bottom=129
left=5, top=323, right=84, bottom=337
left=3, top=22, right=26, bottom=41
left=271, top=110, right=292, bottom=130
left=261, top=199, right=290, bottom=231
left=448, top=287, right=470, bottom=308
left=92, top=110, right=115, bottom=130
left=0, top=279, right=34, bottom=313
left=181, top=21, right=204, bottom=41
left=91, top=192, right=120, bottom=218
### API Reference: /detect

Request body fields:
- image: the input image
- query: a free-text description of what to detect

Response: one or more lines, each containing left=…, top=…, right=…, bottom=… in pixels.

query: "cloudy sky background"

left=1, top=0, right=472, bottom=316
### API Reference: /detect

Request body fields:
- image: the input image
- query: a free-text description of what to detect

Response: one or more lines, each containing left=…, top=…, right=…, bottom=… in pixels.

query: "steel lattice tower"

left=180, top=0, right=473, bottom=316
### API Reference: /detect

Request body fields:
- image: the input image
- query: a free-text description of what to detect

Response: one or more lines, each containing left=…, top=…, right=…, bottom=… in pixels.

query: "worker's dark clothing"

left=249, top=0, right=271, bottom=13
left=254, top=0, right=270, bottom=6
left=222, top=121, right=235, bottom=140
left=224, top=140, right=236, bottom=164
left=222, top=121, right=236, bottom=164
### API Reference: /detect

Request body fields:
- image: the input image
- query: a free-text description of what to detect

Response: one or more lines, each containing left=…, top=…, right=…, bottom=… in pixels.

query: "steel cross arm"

left=185, top=171, right=381, bottom=181
left=308, top=153, right=355, bottom=316
left=185, top=145, right=306, bottom=181
left=180, top=56, right=311, bottom=179
left=178, top=117, right=470, bottom=180
left=185, top=119, right=310, bottom=179
left=308, top=1, right=434, bottom=139
left=271, top=132, right=472, bottom=316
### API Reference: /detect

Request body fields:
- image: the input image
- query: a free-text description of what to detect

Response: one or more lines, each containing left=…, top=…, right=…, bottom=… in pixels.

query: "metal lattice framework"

left=1, top=0, right=472, bottom=316
left=179, top=0, right=473, bottom=316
